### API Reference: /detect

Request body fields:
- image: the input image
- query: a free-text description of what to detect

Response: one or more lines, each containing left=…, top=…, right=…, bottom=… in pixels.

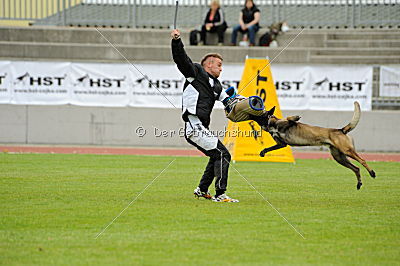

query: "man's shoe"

left=194, top=187, right=213, bottom=200
left=212, top=194, right=239, bottom=203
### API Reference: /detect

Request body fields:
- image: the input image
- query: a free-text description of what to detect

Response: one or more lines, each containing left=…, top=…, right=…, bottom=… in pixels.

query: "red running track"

left=0, top=145, right=399, bottom=162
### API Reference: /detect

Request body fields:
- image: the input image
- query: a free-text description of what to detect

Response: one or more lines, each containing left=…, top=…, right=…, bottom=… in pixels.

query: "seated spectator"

left=200, top=0, right=228, bottom=46
left=230, top=0, right=261, bottom=46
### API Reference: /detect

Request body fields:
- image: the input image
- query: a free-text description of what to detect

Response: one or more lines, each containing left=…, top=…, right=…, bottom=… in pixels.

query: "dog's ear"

left=267, top=106, right=276, bottom=117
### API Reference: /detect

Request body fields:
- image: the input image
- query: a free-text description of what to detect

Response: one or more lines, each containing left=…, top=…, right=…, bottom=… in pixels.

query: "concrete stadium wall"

left=0, top=104, right=399, bottom=152
left=1, top=27, right=400, bottom=64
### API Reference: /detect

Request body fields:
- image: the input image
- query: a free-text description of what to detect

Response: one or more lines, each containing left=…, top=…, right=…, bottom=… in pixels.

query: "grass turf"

left=1, top=153, right=399, bottom=265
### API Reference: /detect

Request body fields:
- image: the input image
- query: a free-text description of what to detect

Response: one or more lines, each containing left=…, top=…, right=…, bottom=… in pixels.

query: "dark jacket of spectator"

left=242, top=5, right=260, bottom=27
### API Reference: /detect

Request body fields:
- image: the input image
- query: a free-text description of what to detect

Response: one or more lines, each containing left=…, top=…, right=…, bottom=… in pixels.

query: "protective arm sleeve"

left=171, top=38, right=198, bottom=78
left=219, top=87, right=246, bottom=115
left=219, top=86, right=244, bottom=105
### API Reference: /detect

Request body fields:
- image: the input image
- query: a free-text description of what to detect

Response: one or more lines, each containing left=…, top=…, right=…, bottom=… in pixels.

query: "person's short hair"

left=201, top=53, right=223, bottom=66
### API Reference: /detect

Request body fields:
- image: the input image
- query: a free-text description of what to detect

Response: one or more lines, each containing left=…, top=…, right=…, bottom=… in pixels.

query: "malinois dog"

left=251, top=101, right=376, bottom=190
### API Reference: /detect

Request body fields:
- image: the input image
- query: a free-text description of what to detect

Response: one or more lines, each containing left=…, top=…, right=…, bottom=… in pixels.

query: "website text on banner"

left=0, top=60, right=373, bottom=111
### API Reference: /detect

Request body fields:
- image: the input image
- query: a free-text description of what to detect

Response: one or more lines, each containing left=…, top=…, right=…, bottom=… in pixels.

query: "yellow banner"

left=223, top=58, right=295, bottom=163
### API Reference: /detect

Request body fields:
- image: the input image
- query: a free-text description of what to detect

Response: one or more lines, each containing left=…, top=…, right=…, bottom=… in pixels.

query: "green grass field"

left=1, top=153, right=399, bottom=265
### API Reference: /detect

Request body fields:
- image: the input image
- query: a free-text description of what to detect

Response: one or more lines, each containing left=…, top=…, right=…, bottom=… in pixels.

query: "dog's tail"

left=341, top=101, right=361, bottom=134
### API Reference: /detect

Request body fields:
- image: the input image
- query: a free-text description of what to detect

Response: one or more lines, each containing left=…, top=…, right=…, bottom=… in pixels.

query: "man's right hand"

left=171, top=29, right=181, bottom=40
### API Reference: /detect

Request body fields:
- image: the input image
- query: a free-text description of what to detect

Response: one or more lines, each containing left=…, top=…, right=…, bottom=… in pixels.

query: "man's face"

left=206, top=57, right=223, bottom=78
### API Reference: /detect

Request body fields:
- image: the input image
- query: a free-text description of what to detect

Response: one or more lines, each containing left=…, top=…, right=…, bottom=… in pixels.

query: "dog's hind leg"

left=329, top=146, right=363, bottom=190
left=343, top=149, right=376, bottom=179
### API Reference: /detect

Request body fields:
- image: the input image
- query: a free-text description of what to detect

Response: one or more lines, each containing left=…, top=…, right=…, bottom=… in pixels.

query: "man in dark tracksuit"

left=171, top=29, right=238, bottom=203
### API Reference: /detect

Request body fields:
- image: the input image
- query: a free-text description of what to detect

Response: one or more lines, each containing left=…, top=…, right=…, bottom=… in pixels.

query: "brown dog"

left=254, top=102, right=375, bottom=190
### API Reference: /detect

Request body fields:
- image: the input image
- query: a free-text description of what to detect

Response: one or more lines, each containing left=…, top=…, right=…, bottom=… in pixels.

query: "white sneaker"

left=212, top=194, right=239, bottom=203
left=193, top=187, right=213, bottom=200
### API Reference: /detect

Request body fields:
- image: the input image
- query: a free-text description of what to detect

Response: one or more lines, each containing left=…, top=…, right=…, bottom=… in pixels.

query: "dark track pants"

left=186, top=137, right=231, bottom=195
left=200, top=24, right=227, bottom=44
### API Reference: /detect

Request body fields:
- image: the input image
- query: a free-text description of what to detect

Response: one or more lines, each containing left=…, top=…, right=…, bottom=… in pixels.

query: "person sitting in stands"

left=230, top=0, right=260, bottom=46
left=200, top=0, right=228, bottom=46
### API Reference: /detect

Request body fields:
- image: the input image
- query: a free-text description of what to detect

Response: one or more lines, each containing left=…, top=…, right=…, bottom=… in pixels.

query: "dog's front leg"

left=260, top=143, right=287, bottom=157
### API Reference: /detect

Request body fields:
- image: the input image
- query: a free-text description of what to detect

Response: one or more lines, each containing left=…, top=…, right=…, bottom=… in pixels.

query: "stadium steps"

left=1, top=27, right=398, bottom=46
left=0, top=26, right=400, bottom=64
left=0, top=41, right=310, bottom=63
left=2, top=41, right=400, bottom=65
left=2, top=27, right=398, bottom=48
left=0, top=27, right=171, bottom=46
left=309, top=55, right=400, bottom=64
left=325, top=39, right=400, bottom=48
left=327, top=32, right=400, bottom=40
left=325, top=32, right=400, bottom=48
left=312, top=48, right=400, bottom=56
left=0, top=27, right=326, bottom=47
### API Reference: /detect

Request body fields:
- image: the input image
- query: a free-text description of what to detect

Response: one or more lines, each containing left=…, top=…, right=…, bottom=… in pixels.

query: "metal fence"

left=1, top=0, right=399, bottom=28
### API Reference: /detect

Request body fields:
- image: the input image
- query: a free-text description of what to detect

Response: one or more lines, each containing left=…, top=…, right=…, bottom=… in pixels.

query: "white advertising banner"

left=214, top=64, right=373, bottom=111
left=129, top=63, right=183, bottom=108
left=129, top=64, right=242, bottom=109
left=0, top=61, right=373, bottom=111
left=270, top=64, right=311, bottom=110
left=380, top=65, right=400, bottom=97
left=10, top=61, right=70, bottom=105
left=307, top=65, right=372, bottom=111
left=0, top=61, right=11, bottom=104
left=69, top=63, right=134, bottom=107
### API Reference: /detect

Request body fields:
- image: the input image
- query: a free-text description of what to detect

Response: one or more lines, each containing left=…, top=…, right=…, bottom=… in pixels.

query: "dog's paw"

left=370, top=170, right=376, bottom=178
left=357, top=182, right=363, bottom=190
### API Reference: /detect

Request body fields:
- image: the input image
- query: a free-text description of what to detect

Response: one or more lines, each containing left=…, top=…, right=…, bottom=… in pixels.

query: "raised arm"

left=171, top=29, right=197, bottom=78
